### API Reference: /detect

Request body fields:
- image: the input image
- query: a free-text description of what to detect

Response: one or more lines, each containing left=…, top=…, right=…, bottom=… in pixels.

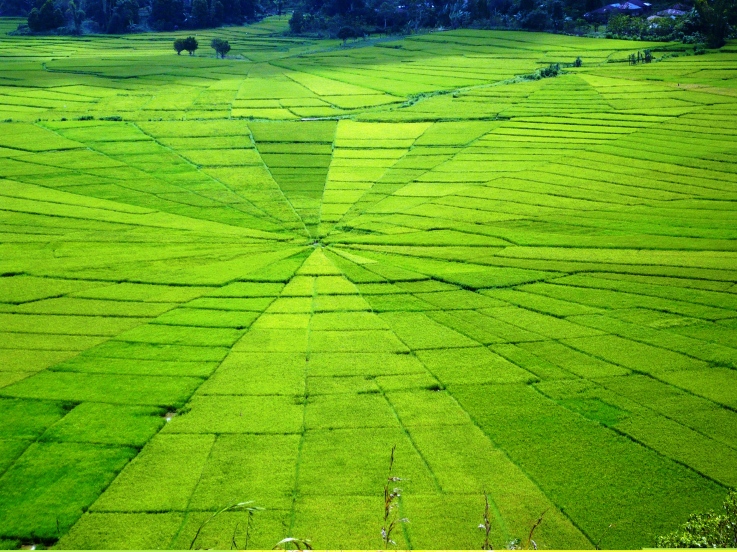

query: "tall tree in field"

left=695, top=0, right=736, bottom=47
left=183, top=35, right=198, bottom=54
left=211, top=37, right=231, bottom=57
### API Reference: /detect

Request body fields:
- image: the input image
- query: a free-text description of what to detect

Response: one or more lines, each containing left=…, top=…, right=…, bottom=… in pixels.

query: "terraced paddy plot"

left=0, top=15, right=736, bottom=551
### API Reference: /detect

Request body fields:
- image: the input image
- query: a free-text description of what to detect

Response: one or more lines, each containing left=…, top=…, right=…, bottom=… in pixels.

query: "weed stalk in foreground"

left=479, top=491, right=493, bottom=550
left=506, top=510, right=547, bottom=550
left=189, top=501, right=262, bottom=550
left=382, top=444, right=408, bottom=547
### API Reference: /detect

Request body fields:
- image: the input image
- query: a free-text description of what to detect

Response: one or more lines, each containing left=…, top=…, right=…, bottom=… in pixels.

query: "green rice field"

left=0, top=15, right=737, bottom=549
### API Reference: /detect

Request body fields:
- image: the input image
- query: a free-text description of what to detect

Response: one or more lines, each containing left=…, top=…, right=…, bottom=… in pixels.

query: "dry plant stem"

left=230, top=522, right=240, bottom=550
left=382, top=444, right=407, bottom=547
left=595, top=524, right=614, bottom=550
left=189, top=501, right=261, bottom=550
left=480, top=491, right=493, bottom=550
left=526, top=510, right=547, bottom=550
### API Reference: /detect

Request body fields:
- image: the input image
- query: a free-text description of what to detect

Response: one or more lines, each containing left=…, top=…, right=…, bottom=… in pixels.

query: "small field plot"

left=0, top=18, right=736, bottom=551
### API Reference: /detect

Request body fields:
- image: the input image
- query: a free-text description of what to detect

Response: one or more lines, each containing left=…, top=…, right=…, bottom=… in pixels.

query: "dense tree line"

left=3, top=0, right=271, bottom=32
left=287, top=0, right=734, bottom=46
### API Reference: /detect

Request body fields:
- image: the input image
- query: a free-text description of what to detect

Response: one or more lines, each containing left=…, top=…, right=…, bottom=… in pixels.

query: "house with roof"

left=584, top=0, right=651, bottom=21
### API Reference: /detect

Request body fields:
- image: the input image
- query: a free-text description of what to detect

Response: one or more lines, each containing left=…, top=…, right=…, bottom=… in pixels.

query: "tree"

left=521, top=7, right=548, bottom=28
left=107, top=0, right=138, bottom=32
left=210, top=0, right=225, bottom=24
left=28, top=0, right=65, bottom=31
left=211, top=37, right=231, bottom=57
left=694, top=0, right=736, bottom=47
left=173, top=37, right=186, bottom=54
left=0, top=0, right=34, bottom=17
left=289, top=9, right=305, bottom=32
left=337, top=25, right=354, bottom=43
left=183, top=35, right=198, bottom=54
left=240, top=0, right=256, bottom=19
left=191, top=0, right=208, bottom=26
left=66, top=0, right=84, bottom=32
left=150, top=0, right=184, bottom=30
left=519, top=0, right=535, bottom=13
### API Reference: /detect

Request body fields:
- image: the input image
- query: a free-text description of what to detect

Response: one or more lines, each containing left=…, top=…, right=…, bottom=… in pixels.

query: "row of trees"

left=286, top=0, right=734, bottom=46
left=172, top=35, right=232, bottom=55
left=286, top=0, right=630, bottom=36
left=3, top=0, right=270, bottom=33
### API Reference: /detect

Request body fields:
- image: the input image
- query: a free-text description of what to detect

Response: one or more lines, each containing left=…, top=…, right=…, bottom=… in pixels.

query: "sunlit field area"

left=0, top=16, right=736, bottom=549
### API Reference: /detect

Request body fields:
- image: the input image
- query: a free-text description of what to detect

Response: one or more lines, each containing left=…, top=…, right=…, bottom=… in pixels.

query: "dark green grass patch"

left=0, top=440, right=30, bottom=475
left=0, top=398, right=68, bottom=440
left=0, top=441, right=136, bottom=540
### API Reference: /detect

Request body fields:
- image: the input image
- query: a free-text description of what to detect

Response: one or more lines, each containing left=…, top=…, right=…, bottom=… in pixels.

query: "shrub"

left=173, top=37, right=186, bottom=54
left=656, top=490, right=737, bottom=548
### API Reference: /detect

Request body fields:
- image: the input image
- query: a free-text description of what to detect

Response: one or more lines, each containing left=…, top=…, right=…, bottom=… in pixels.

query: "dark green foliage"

left=656, top=491, right=737, bottom=548
left=522, top=9, right=549, bottom=30
left=174, top=37, right=186, bottom=54
left=192, top=0, right=209, bottom=26
left=210, top=37, right=231, bottom=58
left=150, top=0, right=184, bottom=30
left=106, top=0, right=138, bottom=32
left=0, top=0, right=33, bottom=16
left=27, top=0, right=64, bottom=32
left=695, top=0, right=736, bottom=47
left=182, top=35, right=198, bottom=54
left=289, top=9, right=304, bottom=32
left=337, top=25, right=356, bottom=43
